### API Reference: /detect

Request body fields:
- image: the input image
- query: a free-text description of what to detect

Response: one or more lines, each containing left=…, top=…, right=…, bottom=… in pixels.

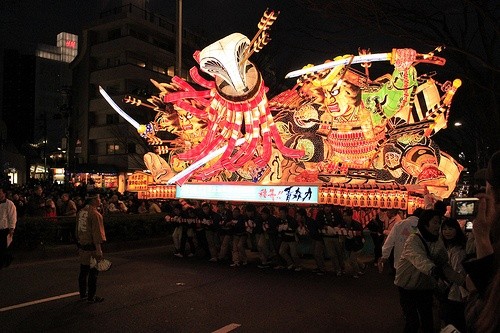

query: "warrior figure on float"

left=103, top=10, right=462, bottom=198
left=130, top=10, right=304, bottom=184
left=271, top=47, right=462, bottom=197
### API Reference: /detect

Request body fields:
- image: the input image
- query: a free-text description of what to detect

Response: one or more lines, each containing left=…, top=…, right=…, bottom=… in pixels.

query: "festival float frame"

left=101, top=9, right=462, bottom=213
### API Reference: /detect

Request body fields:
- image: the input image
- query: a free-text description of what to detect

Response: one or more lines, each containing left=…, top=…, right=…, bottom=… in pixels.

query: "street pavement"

left=1, top=245, right=405, bottom=332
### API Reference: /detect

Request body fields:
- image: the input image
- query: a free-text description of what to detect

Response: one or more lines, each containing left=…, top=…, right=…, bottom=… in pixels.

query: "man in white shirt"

left=0, top=186, right=17, bottom=269
left=378, top=208, right=423, bottom=273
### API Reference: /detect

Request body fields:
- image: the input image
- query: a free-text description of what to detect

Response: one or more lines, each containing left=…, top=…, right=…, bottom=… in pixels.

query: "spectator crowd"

left=2, top=181, right=171, bottom=220
left=1, top=148, right=499, bottom=332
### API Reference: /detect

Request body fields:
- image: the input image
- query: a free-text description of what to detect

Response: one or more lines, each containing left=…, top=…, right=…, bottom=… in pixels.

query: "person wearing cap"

left=0, top=185, right=17, bottom=269
left=75, top=194, right=106, bottom=303
left=464, top=150, right=500, bottom=332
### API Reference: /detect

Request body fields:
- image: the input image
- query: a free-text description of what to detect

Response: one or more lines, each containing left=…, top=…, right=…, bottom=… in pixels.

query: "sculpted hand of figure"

left=391, top=48, right=417, bottom=71
left=144, top=152, right=175, bottom=183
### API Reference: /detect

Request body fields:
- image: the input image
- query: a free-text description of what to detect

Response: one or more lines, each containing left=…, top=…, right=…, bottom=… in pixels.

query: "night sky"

left=0, top=0, right=415, bottom=70
left=1, top=0, right=499, bottom=168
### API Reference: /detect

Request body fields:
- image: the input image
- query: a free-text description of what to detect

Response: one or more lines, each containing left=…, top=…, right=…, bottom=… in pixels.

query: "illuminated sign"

left=65, top=40, right=76, bottom=48
left=127, top=172, right=153, bottom=192
left=176, top=184, right=319, bottom=204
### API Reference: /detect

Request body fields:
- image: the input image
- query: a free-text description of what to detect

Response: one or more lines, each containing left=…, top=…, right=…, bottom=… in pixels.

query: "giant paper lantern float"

left=100, top=10, right=463, bottom=208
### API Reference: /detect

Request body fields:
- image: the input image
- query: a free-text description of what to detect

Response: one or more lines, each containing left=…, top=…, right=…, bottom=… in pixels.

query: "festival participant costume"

left=278, top=215, right=300, bottom=270
left=76, top=201, right=106, bottom=302
left=344, top=218, right=365, bottom=278
left=217, top=205, right=234, bottom=261
left=317, top=206, right=346, bottom=275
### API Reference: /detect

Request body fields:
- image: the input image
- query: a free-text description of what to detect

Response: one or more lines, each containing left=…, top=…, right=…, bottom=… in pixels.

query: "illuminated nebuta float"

left=101, top=10, right=463, bottom=206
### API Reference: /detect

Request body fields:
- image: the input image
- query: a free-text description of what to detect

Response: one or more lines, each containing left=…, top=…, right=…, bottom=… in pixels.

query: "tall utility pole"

left=42, top=111, right=48, bottom=181
left=175, top=0, right=183, bottom=77
left=59, top=86, right=72, bottom=184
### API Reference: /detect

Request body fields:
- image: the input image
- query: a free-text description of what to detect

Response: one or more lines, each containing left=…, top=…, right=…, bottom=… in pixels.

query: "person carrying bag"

left=394, top=210, right=463, bottom=333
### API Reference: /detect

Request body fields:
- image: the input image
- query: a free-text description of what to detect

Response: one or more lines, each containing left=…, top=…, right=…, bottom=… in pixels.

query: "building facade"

left=0, top=49, right=36, bottom=184
left=34, top=32, right=78, bottom=182
left=70, top=2, right=203, bottom=188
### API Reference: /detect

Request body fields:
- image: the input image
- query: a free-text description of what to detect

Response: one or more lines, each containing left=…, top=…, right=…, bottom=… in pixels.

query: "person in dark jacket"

left=306, top=208, right=326, bottom=274
left=244, top=204, right=261, bottom=253
left=317, top=205, right=346, bottom=276
left=265, top=207, right=280, bottom=262
left=27, top=185, right=45, bottom=217
left=230, top=207, right=247, bottom=267
left=198, top=202, right=221, bottom=261
left=272, top=206, right=290, bottom=267
left=278, top=207, right=301, bottom=271
left=343, top=208, right=366, bottom=279
left=440, top=217, right=467, bottom=332
left=257, top=207, right=278, bottom=268
left=173, top=204, right=196, bottom=258
left=217, top=201, right=234, bottom=261
left=367, top=211, right=385, bottom=265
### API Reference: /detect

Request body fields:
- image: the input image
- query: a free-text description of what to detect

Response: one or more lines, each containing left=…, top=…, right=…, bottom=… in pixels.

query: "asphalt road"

left=1, top=246, right=404, bottom=332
